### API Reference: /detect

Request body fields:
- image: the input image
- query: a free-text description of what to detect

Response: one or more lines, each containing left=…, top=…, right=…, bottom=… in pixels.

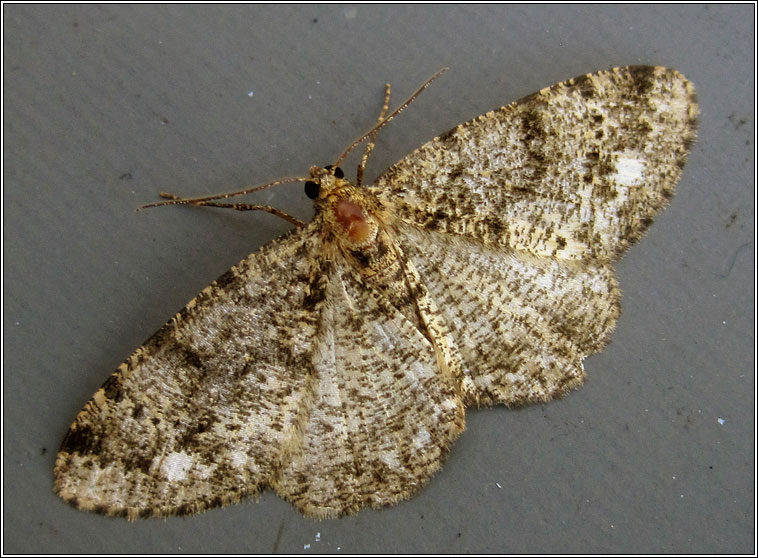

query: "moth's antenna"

left=140, top=68, right=449, bottom=223
left=138, top=176, right=311, bottom=210
left=332, top=67, right=449, bottom=170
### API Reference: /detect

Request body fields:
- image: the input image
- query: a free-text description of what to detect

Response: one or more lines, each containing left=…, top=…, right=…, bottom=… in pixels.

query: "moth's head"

left=304, top=165, right=347, bottom=201
left=306, top=165, right=380, bottom=248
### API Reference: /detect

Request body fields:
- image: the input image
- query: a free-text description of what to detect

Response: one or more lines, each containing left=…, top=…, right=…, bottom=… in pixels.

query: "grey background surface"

left=3, top=4, right=754, bottom=554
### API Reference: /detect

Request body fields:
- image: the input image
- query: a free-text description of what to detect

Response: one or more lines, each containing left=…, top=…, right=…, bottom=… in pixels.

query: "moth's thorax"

left=334, top=199, right=373, bottom=245
left=310, top=166, right=382, bottom=251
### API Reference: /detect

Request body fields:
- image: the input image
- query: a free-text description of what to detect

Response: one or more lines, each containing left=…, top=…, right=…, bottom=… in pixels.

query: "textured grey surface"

left=3, top=4, right=754, bottom=554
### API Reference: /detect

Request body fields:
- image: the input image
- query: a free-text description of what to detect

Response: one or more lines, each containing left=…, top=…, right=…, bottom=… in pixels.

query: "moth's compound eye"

left=304, top=181, right=320, bottom=200
left=324, top=165, right=345, bottom=179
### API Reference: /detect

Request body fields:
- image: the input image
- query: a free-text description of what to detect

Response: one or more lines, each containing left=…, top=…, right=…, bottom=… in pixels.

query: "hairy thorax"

left=310, top=166, right=423, bottom=329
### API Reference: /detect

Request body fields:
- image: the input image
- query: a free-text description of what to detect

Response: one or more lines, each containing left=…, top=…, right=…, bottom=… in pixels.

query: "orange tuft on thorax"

left=334, top=199, right=372, bottom=244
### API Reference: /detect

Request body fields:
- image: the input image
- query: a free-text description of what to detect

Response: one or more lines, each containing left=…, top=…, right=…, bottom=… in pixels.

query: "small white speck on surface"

left=495, top=482, right=502, bottom=489
left=718, top=417, right=726, bottom=425
left=344, top=6, right=357, bottom=18
left=304, top=543, right=310, bottom=550
left=315, top=532, right=321, bottom=541
left=248, top=91, right=254, bottom=97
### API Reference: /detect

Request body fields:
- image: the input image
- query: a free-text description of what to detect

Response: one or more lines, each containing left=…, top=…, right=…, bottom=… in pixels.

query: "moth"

left=55, top=66, right=698, bottom=519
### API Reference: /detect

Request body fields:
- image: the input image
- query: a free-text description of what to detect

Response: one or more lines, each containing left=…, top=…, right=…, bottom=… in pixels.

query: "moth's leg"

left=357, top=83, right=392, bottom=187
left=154, top=193, right=305, bottom=227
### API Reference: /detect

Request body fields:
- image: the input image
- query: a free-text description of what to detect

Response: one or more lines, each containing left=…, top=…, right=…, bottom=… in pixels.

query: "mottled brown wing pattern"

left=395, top=222, right=621, bottom=407
left=55, top=65, right=698, bottom=520
left=54, top=218, right=466, bottom=519
left=54, top=223, right=325, bottom=518
left=370, top=66, right=698, bottom=263
left=273, top=255, right=464, bottom=518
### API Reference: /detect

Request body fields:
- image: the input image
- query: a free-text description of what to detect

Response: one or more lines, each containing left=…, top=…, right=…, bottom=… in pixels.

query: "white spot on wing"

left=413, top=428, right=431, bottom=450
left=230, top=450, right=248, bottom=469
left=612, top=153, right=645, bottom=186
left=380, top=450, right=402, bottom=470
left=159, top=451, right=194, bottom=482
